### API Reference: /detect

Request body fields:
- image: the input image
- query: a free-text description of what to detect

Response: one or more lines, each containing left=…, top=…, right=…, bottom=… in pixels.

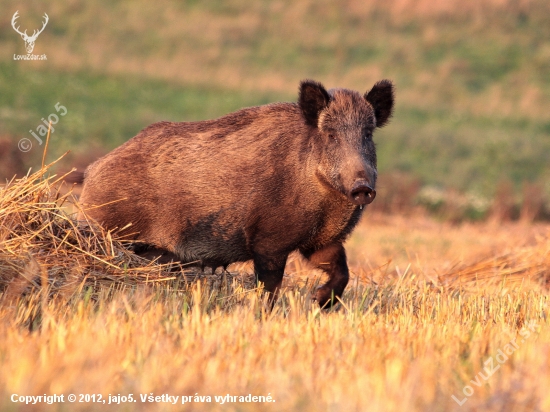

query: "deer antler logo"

left=12, top=11, right=49, bottom=54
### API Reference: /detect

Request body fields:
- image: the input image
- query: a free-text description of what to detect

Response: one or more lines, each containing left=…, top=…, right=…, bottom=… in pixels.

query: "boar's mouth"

left=350, top=181, right=376, bottom=206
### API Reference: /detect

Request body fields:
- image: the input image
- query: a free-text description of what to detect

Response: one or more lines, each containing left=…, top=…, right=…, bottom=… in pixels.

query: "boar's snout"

left=350, top=180, right=376, bottom=205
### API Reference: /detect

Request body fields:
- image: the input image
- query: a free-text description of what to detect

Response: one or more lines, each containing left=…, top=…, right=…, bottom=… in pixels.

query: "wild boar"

left=79, top=79, right=394, bottom=306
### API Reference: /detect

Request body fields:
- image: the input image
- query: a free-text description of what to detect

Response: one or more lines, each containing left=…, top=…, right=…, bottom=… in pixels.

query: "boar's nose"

left=350, top=180, right=376, bottom=205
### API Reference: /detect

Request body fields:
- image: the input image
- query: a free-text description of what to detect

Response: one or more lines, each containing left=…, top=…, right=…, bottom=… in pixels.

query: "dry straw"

left=0, top=153, right=255, bottom=302
left=440, top=237, right=550, bottom=290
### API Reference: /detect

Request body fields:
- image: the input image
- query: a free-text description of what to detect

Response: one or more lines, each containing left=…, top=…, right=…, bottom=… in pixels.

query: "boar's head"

left=299, top=79, right=394, bottom=206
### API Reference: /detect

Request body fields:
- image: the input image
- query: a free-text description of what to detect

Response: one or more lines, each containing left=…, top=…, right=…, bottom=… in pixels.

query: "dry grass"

left=347, top=213, right=550, bottom=277
left=0, top=166, right=549, bottom=411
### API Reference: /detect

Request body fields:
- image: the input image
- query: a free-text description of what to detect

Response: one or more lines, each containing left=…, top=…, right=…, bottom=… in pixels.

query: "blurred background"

left=1, top=0, right=549, bottom=222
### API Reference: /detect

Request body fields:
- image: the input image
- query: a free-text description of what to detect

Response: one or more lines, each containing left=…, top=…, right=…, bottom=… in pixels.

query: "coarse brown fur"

left=79, top=79, right=395, bottom=307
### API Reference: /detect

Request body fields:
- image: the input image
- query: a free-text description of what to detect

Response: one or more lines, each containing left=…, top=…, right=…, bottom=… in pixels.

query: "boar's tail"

left=64, top=170, right=85, bottom=185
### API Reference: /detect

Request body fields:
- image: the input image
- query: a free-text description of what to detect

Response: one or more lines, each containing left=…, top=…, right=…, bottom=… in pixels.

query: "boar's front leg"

left=253, top=253, right=288, bottom=306
left=302, top=243, right=349, bottom=308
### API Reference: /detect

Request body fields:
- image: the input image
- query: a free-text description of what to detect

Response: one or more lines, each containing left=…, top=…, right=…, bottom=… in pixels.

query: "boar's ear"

left=299, top=80, right=330, bottom=127
left=365, top=79, right=394, bottom=128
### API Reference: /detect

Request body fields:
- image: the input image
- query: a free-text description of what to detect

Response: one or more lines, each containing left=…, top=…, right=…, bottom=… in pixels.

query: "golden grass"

left=0, top=167, right=549, bottom=411
left=348, top=213, right=550, bottom=278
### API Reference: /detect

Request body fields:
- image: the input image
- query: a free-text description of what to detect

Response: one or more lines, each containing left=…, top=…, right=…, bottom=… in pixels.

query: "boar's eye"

left=327, top=130, right=338, bottom=142
left=363, top=130, right=373, bottom=140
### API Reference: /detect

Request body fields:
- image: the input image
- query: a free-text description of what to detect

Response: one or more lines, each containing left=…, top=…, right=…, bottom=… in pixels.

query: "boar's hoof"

left=350, top=181, right=376, bottom=205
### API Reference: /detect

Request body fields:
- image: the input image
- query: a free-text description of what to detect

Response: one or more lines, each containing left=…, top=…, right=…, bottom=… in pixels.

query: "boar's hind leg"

left=132, top=244, right=180, bottom=265
left=253, top=253, right=287, bottom=306
left=303, top=243, right=349, bottom=308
